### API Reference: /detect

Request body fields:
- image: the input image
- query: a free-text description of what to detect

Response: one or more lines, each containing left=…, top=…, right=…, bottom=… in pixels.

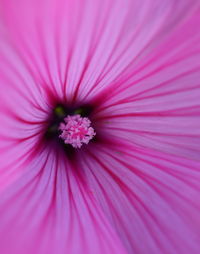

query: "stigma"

left=59, top=114, right=96, bottom=148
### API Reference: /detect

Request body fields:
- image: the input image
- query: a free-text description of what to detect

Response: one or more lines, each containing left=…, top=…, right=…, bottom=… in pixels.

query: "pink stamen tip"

left=59, top=114, right=96, bottom=148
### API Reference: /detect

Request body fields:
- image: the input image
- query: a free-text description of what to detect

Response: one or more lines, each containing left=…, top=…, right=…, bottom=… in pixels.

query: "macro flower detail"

left=0, top=1, right=200, bottom=254
left=59, top=114, right=95, bottom=148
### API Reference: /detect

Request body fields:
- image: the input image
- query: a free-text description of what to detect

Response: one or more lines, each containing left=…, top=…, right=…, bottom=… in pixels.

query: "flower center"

left=59, top=114, right=96, bottom=148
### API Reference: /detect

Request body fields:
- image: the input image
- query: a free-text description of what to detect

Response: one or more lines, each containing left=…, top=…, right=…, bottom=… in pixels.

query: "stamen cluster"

left=59, top=114, right=95, bottom=148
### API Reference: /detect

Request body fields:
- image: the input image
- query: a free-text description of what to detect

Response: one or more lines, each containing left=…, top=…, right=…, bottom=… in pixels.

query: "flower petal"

left=0, top=147, right=127, bottom=254
left=79, top=144, right=200, bottom=254
left=94, top=6, right=200, bottom=160
left=1, top=0, right=199, bottom=104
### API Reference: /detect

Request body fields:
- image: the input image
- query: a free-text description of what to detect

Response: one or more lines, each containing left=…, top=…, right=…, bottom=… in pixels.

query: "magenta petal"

left=1, top=0, right=199, bottom=103
left=80, top=144, right=200, bottom=254
left=95, top=7, right=200, bottom=160
left=0, top=148, right=127, bottom=254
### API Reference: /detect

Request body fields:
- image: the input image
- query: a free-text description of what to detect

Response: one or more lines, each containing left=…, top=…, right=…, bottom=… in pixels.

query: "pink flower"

left=0, top=0, right=200, bottom=254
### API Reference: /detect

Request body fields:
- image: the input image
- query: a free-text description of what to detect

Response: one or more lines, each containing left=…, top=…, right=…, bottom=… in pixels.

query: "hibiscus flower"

left=0, top=0, right=200, bottom=253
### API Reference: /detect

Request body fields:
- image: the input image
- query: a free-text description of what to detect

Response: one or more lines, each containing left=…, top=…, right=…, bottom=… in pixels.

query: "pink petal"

left=0, top=147, right=127, bottom=254
left=79, top=144, right=200, bottom=254
left=1, top=0, right=199, bottom=103
left=94, top=6, right=200, bottom=160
